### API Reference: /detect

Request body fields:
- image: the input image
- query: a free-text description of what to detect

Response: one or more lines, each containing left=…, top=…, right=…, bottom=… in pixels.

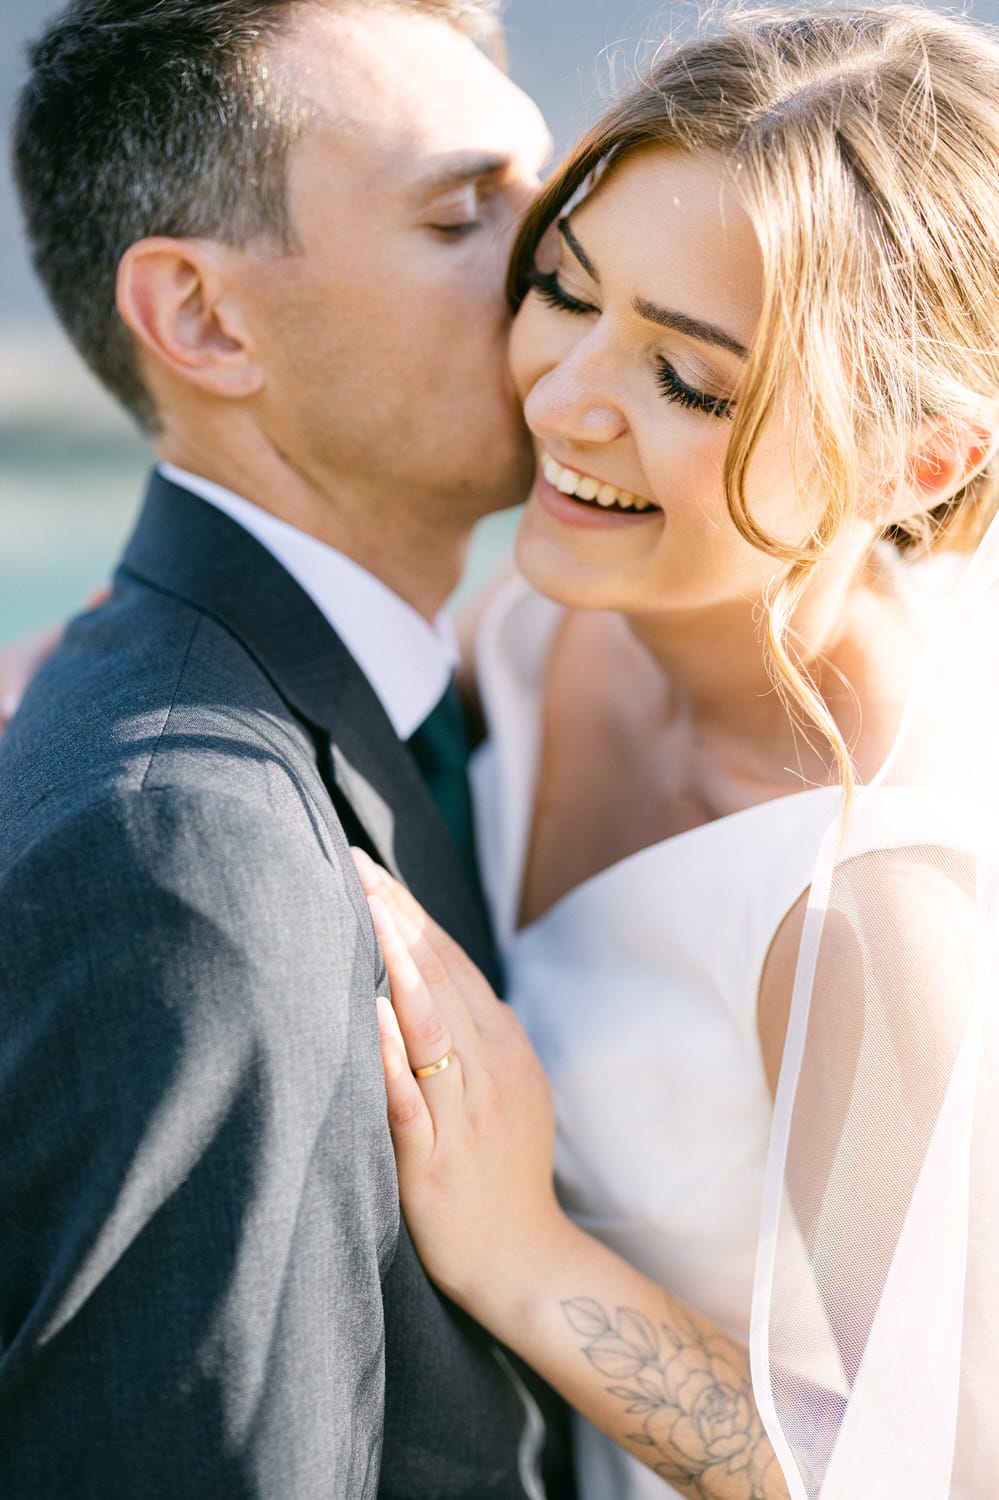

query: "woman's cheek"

left=508, top=297, right=548, bottom=406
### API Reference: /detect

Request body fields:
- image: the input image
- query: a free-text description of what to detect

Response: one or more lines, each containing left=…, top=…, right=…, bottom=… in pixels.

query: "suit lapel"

left=331, top=672, right=501, bottom=988
left=119, top=472, right=501, bottom=988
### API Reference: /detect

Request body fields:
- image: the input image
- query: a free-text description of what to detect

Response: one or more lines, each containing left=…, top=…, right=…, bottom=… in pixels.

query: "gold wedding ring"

left=413, top=1048, right=457, bottom=1079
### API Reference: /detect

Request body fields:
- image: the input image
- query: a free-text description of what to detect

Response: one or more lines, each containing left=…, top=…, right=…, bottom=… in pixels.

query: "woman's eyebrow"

left=560, top=215, right=749, bottom=361
left=632, top=297, right=749, bottom=360
left=559, top=217, right=600, bottom=281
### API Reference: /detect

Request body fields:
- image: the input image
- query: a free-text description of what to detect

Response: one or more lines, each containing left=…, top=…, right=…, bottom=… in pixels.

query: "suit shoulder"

left=0, top=783, right=378, bottom=995
left=0, top=586, right=324, bottom=852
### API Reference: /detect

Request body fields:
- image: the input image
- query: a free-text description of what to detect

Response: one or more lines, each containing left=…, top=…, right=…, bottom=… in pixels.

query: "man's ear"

left=116, top=237, right=264, bottom=401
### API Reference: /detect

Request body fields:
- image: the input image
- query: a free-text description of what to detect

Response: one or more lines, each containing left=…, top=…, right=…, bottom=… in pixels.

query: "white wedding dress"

left=470, top=575, right=843, bottom=1500
left=470, top=542, right=998, bottom=1500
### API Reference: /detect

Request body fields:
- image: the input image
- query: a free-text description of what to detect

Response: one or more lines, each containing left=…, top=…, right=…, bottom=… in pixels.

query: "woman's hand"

left=0, top=591, right=108, bottom=736
left=350, top=849, right=792, bottom=1498
left=0, top=621, right=64, bottom=733
left=351, top=847, right=570, bottom=1326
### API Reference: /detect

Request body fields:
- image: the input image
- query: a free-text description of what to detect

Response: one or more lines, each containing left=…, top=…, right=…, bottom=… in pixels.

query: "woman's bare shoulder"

left=758, top=844, right=976, bottom=1097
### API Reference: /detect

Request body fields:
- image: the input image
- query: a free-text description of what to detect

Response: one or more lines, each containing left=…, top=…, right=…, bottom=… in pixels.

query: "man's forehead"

left=274, top=5, right=548, bottom=197
left=272, top=4, right=519, bottom=134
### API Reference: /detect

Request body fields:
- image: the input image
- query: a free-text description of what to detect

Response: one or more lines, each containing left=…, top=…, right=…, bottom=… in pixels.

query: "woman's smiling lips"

left=535, top=450, right=663, bottom=529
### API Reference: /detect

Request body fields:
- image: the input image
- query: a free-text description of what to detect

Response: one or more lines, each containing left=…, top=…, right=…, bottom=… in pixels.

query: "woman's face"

left=510, top=146, right=814, bottom=615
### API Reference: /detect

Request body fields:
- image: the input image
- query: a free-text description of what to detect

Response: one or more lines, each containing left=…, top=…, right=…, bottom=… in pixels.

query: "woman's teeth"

left=541, top=454, right=654, bottom=512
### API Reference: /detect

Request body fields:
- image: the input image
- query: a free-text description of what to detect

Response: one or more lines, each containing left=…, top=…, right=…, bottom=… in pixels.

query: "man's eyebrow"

left=410, top=152, right=512, bottom=202
left=562, top=216, right=750, bottom=361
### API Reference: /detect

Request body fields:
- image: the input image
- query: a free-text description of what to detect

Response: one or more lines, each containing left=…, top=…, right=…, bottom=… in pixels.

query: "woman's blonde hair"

left=509, top=5, right=999, bottom=791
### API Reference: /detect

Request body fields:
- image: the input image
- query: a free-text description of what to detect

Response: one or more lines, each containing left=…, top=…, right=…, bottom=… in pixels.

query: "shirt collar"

left=157, top=463, right=458, bottom=740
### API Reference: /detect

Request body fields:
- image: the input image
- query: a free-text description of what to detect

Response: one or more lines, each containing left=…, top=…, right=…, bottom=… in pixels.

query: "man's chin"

left=477, top=447, right=539, bottom=518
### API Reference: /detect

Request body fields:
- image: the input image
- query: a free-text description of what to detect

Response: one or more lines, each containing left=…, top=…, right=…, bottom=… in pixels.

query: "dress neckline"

left=510, top=778, right=841, bottom=942
left=473, top=563, right=958, bottom=949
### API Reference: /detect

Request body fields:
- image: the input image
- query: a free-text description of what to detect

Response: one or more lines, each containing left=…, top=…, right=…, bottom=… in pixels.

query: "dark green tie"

left=407, top=677, right=485, bottom=902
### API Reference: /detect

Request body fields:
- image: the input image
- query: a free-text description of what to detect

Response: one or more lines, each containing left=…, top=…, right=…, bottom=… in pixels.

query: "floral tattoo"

left=561, top=1299, right=789, bottom=1500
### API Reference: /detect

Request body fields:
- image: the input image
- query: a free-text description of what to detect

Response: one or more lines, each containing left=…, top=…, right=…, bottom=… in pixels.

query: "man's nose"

left=508, top=170, right=544, bottom=220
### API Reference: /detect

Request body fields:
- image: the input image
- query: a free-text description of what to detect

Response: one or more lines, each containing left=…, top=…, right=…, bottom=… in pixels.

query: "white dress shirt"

left=158, top=463, right=458, bottom=740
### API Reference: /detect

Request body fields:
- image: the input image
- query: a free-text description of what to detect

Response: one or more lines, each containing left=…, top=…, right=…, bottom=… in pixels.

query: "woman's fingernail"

left=350, top=846, right=380, bottom=887
left=376, top=994, right=402, bottom=1042
left=367, top=892, right=397, bottom=937
left=376, top=996, right=407, bottom=1077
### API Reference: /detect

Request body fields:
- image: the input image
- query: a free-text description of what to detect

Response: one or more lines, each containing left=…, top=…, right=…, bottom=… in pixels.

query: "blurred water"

left=0, top=426, right=145, bottom=639
left=0, top=416, right=521, bottom=638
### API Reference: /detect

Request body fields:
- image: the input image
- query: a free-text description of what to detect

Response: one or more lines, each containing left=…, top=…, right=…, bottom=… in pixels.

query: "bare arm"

left=757, top=850, right=974, bottom=1387
left=472, top=1227, right=787, bottom=1498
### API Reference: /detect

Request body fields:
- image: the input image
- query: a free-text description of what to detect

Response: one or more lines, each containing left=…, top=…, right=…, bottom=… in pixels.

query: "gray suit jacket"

left=0, top=474, right=574, bottom=1498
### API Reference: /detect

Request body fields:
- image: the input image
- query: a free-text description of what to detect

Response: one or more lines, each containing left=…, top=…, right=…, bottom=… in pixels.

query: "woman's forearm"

left=475, top=1215, right=790, bottom=1500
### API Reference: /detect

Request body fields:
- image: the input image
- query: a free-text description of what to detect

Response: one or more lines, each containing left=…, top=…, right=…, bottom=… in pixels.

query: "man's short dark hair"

left=12, top=0, right=503, bottom=431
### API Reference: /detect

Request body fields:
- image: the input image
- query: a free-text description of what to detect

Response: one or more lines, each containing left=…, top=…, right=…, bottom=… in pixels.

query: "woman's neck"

left=623, top=538, right=890, bottom=790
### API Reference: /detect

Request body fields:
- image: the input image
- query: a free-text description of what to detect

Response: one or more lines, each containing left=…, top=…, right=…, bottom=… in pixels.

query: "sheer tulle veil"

left=750, top=514, right=999, bottom=1495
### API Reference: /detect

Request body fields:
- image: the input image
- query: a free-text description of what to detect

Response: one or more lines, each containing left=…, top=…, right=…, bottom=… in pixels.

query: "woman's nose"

left=523, top=357, right=628, bottom=447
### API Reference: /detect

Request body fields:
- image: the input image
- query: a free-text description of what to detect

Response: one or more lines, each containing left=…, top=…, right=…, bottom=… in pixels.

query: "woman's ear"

left=116, top=237, right=265, bottom=402
left=901, top=416, right=996, bottom=515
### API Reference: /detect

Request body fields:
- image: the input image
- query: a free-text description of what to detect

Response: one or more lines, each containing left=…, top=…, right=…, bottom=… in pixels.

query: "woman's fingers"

left=368, top=892, right=461, bottom=1074
left=352, top=848, right=501, bottom=1031
left=353, top=847, right=452, bottom=958
left=367, top=889, right=469, bottom=1144
left=375, top=995, right=436, bottom=1173
left=356, top=859, right=560, bottom=1314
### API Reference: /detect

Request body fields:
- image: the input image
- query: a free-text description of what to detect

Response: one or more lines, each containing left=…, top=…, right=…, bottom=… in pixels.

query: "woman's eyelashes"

left=526, top=266, right=735, bottom=421
left=656, top=361, right=733, bottom=420
left=526, top=266, right=598, bottom=317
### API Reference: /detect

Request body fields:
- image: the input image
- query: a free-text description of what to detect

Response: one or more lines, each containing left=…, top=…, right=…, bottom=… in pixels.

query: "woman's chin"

left=513, top=503, right=643, bottom=612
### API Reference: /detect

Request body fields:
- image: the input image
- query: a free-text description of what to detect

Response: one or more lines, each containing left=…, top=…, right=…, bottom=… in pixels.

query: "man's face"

left=240, top=4, right=551, bottom=556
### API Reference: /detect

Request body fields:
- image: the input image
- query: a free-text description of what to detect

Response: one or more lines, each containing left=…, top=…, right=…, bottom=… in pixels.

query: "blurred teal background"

left=4, top=0, right=998, bottom=643
left=0, top=421, right=147, bottom=640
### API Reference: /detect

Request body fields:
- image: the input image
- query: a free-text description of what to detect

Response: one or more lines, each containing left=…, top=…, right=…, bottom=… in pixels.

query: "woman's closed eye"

left=656, top=361, right=733, bottom=420
left=526, top=267, right=735, bottom=421
left=526, top=266, right=598, bottom=317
